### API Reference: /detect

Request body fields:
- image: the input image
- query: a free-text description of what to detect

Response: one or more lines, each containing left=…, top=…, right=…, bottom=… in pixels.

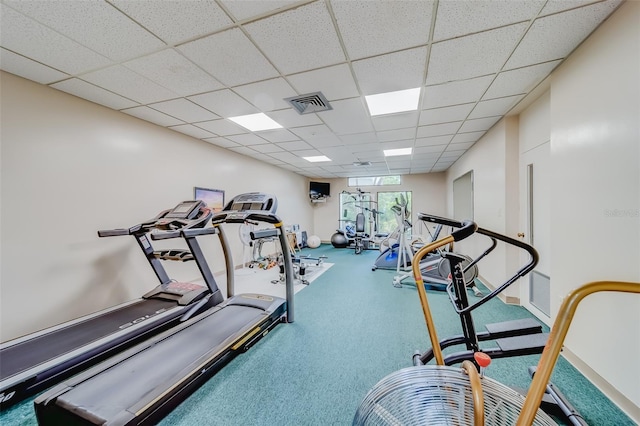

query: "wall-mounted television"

left=309, top=181, right=330, bottom=199
left=194, top=187, right=225, bottom=213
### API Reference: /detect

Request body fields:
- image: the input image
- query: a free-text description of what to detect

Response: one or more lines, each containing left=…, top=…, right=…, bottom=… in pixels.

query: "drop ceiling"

left=0, top=0, right=623, bottom=178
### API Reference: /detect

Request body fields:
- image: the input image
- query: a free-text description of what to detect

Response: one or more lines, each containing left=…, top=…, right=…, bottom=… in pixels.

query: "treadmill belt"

left=0, top=298, right=177, bottom=379
left=57, top=305, right=266, bottom=421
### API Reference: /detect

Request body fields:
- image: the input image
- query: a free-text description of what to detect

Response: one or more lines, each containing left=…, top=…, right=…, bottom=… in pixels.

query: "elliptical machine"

left=372, top=194, right=413, bottom=273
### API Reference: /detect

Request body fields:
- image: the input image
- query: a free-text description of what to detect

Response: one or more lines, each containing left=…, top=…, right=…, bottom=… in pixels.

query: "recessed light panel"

left=228, top=113, right=282, bottom=131
left=383, top=147, right=413, bottom=157
left=303, top=155, right=332, bottom=162
left=365, top=88, right=421, bottom=116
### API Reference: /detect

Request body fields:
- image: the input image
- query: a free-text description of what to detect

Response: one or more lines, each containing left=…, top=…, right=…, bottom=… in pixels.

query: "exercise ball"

left=307, top=235, right=321, bottom=248
left=331, top=232, right=349, bottom=248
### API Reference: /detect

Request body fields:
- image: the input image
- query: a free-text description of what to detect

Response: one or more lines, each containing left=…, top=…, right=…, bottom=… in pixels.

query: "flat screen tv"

left=309, top=181, right=330, bottom=198
left=194, top=187, right=225, bottom=212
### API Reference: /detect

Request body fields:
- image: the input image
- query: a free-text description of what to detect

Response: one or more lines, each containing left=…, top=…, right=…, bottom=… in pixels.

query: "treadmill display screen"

left=166, top=201, right=199, bottom=218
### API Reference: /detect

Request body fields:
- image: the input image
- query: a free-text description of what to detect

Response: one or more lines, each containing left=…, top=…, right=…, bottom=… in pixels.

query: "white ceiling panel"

left=5, top=0, right=164, bottom=61
left=233, top=78, right=298, bottom=111
left=419, top=103, right=474, bottom=126
left=51, top=78, right=138, bottom=110
left=0, top=0, right=620, bottom=178
left=0, top=48, right=68, bottom=84
left=188, top=89, right=259, bottom=117
left=256, top=129, right=300, bottom=143
left=227, top=133, right=269, bottom=146
left=322, top=98, right=374, bottom=135
left=149, top=98, right=219, bottom=123
left=417, top=121, right=462, bottom=138
left=169, top=124, right=216, bottom=139
left=433, top=0, right=544, bottom=41
left=178, top=28, right=279, bottom=87
left=372, top=112, right=419, bottom=132
left=244, top=2, right=345, bottom=75
left=484, top=60, right=561, bottom=99
left=427, top=23, right=528, bottom=85
left=195, top=119, right=247, bottom=136
left=266, top=109, right=323, bottom=128
left=331, top=0, right=433, bottom=60
left=422, top=75, right=494, bottom=109
left=0, top=4, right=112, bottom=74
left=469, top=95, right=524, bottom=119
left=123, top=49, right=224, bottom=97
left=122, top=106, right=184, bottom=127
left=458, top=116, right=501, bottom=133
left=286, top=63, right=359, bottom=101
left=505, top=1, right=622, bottom=70
left=352, top=47, right=428, bottom=95
left=111, top=0, right=232, bottom=45
left=80, top=65, right=179, bottom=104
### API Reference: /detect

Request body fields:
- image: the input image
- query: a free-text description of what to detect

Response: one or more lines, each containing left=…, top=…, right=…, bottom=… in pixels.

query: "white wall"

left=548, top=0, right=640, bottom=415
left=0, top=71, right=312, bottom=341
left=310, top=173, right=447, bottom=242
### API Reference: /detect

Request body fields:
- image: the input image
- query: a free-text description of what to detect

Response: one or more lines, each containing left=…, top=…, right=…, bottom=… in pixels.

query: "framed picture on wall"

left=194, top=187, right=225, bottom=212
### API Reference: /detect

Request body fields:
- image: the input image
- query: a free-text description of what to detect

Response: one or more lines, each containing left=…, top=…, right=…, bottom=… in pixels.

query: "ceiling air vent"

left=353, top=161, right=371, bottom=167
left=285, top=92, right=332, bottom=115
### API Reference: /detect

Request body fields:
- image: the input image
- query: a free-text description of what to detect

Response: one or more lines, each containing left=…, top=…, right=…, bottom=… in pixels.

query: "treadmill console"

left=212, top=192, right=279, bottom=224
left=165, top=200, right=204, bottom=219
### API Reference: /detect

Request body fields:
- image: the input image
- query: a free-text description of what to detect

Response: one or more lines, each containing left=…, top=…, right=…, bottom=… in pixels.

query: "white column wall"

left=0, top=72, right=312, bottom=341
left=549, top=0, right=640, bottom=412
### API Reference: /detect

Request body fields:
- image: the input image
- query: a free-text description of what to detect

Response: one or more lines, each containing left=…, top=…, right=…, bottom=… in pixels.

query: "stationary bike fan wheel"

left=353, top=366, right=557, bottom=426
left=438, top=254, right=478, bottom=288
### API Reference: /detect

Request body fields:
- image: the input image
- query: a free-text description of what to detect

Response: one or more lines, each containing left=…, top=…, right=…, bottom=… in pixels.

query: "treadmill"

left=0, top=200, right=224, bottom=410
left=35, top=192, right=295, bottom=426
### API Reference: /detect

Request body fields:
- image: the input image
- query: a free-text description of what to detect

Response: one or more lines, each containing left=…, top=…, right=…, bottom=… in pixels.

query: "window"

left=348, top=175, right=401, bottom=187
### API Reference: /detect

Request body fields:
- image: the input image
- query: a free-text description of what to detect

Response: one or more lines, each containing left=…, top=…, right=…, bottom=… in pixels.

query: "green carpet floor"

left=1, top=244, right=635, bottom=425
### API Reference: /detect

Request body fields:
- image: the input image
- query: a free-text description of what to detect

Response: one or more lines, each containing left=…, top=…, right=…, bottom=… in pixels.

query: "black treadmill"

left=0, top=200, right=224, bottom=410
left=34, top=192, right=295, bottom=426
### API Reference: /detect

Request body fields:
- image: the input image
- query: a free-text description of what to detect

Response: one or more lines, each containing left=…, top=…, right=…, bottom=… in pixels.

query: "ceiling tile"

left=417, top=121, right=462, bottom=138
left=377, top=128, right=415, bottom=142
left=451, top=131, right=485, bottom=143
left=427, top=23, right=528, bottom=85
left=149, top=98, right=219, bottom=122
left=123, top=49, right=224, bottom=97
left=331, top=0, right=433, bottom=60
left=1, top=48, right=68, bottom=84
left=51, top=78, right=138, bottom=110
left=266, top=109, right=323, bottom=128
left=294, top=149, right=323, bottom=158
left=448, top=141, right=476, bottom=150
left=422, top=75, right=493, bottom=109
left=122, top=106, right=184, bottom=126
left=540, top=0, right=622, bottom=17
left=305, top=135, right=344, bottom=148
left=286, top=63, right=359, bottom=101
left=459, top=116, right=501, bottom=133
left=202, top=137, right=240, bottom=148
left=227, top=133, right=269, bottom=146
left=419, top=103, right=474, bottom=126
left=169, top=124, right=216, bottom=139
left=219, top=0, right=299, bottom=22
left=233, top=78, right=298, bottom=111
left=178, top=28, right=279, bottom=87
left=228, top=146, right=260, bottom=156
left=321, top=98, right=374, bottom=135
left=111, top=0, right=232, bottom=45
left=80, top=65, right=179, bottom=104
left=256, top=129, right=299, bottom=143
left=484, top=60, right=561, bottom=98
left=380, top=139, right=414, bottom=150
left=415, top=135, right=454, bottom=147
left=414, top=144, right=447, bottom=154
left=5, top=0, right=165, bottom=61
left=188, top=89, right=259, bottom=117
left=195, top=119, right=247, bottom=136
left=339, top=132, right=378, bottom=145
left=372, top=112, right=419, bottom=132
left=433, top=0, right=544, bottom=41
left=505, top=1, right=621, bottom=69
left=352, top=47, right=428, bottom=95
left=250, top=143, right=285, bottom=154
left=276, top=140, right=315, bottom=151
left=469, top=95, right=524, bottom=119
left=244, top=2, right=345, bottom=75
left=0, top=4, right=112, bottom=74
